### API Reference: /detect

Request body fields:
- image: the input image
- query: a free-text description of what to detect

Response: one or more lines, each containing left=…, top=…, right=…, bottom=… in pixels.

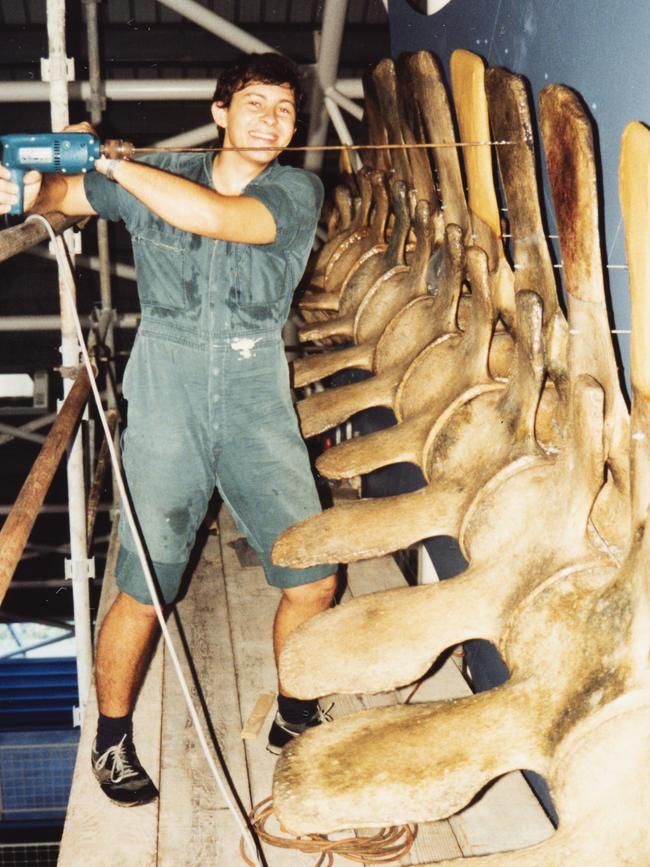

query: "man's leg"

left=213, top=335, right=339, bottom=752
left=267, top=573, right=337, bottom=753
left=95, top=591, right=159, bottom=717
left=272, top=573, right=338, bottom=673
left=91, top=333, right=214, bottom=803
left=91, top=591, right=161, bottom=807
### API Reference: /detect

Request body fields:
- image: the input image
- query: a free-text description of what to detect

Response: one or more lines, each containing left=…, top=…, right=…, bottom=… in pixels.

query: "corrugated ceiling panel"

left=137, top=0, right=159, bottom=22
left=157, top=3, right=183, bottom=23
left=2, top=0, right=26, bottom=25
left=347, top=0, right=368, bottom=23
left=238, top=0, right=263, bottom=24
left=288, top=0, right=316, bottom=24
left=25, top=0, right=46, bottom=25
left=2, top=0, right=385, bottom=28
left=218, top=0, right=237, bottom=20
left=262, top=1, right=290, bottom=23
left=105, top=0, right=132, bottom=24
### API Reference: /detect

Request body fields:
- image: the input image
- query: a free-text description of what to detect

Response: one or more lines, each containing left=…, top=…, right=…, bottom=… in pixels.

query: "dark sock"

left=277, top=694, right=318, bottom=724
left=96, top=712, right=133, bottom=754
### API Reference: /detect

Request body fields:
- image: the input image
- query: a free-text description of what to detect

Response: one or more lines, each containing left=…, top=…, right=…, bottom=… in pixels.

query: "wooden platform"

left=58, top=507, right=553, bottom=865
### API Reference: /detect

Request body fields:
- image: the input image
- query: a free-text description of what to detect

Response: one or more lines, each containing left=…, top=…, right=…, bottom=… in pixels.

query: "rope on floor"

left=239, top=797, right=417, bottom=865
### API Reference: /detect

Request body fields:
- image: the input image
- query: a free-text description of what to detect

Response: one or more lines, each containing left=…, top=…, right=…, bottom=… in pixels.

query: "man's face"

left=212, top=81, right=297, bottom=165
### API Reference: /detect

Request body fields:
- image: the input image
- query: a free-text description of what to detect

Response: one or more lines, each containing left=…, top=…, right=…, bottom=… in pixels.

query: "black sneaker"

left=266, top=704, right=333, bottom=755
left=91, top=734, right=158, bottom=807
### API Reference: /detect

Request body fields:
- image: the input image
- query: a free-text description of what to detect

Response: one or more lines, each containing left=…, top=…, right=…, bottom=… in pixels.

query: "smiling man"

left=0, top=52, right=337, bottom=805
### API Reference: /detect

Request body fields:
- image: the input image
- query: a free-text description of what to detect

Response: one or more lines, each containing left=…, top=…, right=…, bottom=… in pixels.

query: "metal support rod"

left=153, top=123, right=218, bottom=149
left=155, top=0, right=274, bottom=54
left=334, top=79, right=364, bottom=99
left=0, top=77, right=363, bottom=102
left=0, top=313, right=139, bottom=331
left=0, top=413, right=58, bottom=448
left=305, top=0, right=350, bottom=173
left=0, top=422, right=46, bottom=446
left=324, top=94, right=362, bottom=173
left=0, top=631, right=74, bottom=661
left=0, top=368, right=90, bottom=605
left=47, top=0, right=93, bottom=716
left=28, top=246, right=137, bottom=282
left=324, top=85, right=364, bottom=121
left=84, top=0, right=116, bottom=414
left=83, top=0, right=105, bottom=120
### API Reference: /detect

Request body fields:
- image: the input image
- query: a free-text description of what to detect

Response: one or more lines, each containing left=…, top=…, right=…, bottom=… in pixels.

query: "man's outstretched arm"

left=96, top=157, right=277, bottom=245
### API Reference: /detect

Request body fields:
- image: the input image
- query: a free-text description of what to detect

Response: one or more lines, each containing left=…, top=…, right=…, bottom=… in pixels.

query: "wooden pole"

left=0, top=368, right=90, bottom=606
left=0, top=213, right=82, bottom=264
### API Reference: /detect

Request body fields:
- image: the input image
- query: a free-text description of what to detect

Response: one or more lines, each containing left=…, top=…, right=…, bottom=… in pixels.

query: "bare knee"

left=113, top=590, right=159, bottom=622
left=281, top=573, right=337, bottom=612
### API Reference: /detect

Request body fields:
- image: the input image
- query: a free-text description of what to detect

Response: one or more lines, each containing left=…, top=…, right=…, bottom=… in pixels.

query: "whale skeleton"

left=297, top=169, right=391, bottom=318
left=271, top=118, right=650, bottom=867
left=294, top=54, right=530, bottom=478
left=272, top=80, right=629, bottom=570
left=297, top=173, right=416, bottom=346
left=292, top=52, right=514, bottom=459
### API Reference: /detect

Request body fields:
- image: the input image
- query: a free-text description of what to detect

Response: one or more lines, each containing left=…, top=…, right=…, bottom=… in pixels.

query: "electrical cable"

left=26, top=213, right=263, bottom=867
left=239, top=797, right=417, bottom=866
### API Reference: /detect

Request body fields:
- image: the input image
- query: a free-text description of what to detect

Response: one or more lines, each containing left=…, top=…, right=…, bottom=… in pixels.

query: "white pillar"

left=417, top=544, right=440, bottom=585
left=305, top=0, right=350, bottom=173
left=46, top=0, right=93, bottom=721
left=0, top=77, right=363, bottom=103
left=156, top=0, right=274, bottom=54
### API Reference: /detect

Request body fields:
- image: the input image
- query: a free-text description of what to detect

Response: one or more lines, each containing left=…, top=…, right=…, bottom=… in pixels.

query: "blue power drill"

left=1, top=132, right=134, bottom=214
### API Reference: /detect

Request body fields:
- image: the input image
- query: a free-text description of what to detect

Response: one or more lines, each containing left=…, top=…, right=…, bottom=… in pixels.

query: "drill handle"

left=5, top=166, right=26, bottom=216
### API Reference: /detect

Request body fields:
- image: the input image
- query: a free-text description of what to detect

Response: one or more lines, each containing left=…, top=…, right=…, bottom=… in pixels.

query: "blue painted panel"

left=0, top=659, right=78, bottom=730
left=389, top=0, right=650, bottom=391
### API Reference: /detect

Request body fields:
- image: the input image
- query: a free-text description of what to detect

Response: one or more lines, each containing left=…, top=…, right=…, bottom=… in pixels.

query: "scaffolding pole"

left=0, top=77, right=364, bottom=102
left=0, top=313, right=139, bottom=331
left=84, top=0, right=116, bottom=409
left=0, top=369, right=91, bottom=605
left=46, top=0, right=93, bottom=719
left=156, top=0, right=274, bottom=54
left=0, top=213, right=81, bottom=263
left=305, top=0, right=350, bottom=173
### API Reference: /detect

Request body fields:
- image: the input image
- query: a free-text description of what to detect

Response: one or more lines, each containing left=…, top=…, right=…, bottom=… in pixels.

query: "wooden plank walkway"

left=59, top=506, right=553, bottom=866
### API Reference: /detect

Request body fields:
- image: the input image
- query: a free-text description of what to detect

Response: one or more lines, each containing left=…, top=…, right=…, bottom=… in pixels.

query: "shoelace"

left=315, top=702, right=334, bottom=723
left=277, top=702, right=336, bottom=735
left=96, top=735, right=139, bottom=783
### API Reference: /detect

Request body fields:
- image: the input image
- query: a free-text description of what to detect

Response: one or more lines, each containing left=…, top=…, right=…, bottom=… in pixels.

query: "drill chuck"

left=101, top=139, right=135, bottom=160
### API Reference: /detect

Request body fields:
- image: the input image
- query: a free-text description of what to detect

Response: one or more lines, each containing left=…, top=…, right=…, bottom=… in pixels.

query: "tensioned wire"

left=132, top=139, right=517, bottom=154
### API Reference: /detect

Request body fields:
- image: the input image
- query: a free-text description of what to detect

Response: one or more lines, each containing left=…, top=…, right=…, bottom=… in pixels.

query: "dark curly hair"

left=213, top=53, right=304, bottom=114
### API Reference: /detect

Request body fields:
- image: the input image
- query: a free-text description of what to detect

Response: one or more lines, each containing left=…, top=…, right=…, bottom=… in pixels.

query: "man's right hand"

left=0, top=166, right=43, bottom=215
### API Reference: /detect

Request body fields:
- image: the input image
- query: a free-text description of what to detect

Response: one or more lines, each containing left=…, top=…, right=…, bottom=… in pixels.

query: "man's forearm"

left=30, top=175, right=71, bottom=215
left=28, top=174, right=95, bottom=218
left=103, top=158, right=276, bottom=244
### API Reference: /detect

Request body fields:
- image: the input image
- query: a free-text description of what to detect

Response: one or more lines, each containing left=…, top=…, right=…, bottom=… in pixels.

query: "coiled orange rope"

left=239, top=796, right=418, bottom=865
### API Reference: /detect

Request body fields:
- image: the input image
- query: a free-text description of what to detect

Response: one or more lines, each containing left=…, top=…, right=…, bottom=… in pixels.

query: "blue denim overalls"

left=85, top=153, right=334, bottom=603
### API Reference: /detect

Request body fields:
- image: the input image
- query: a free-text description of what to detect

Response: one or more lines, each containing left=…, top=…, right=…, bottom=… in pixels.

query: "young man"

left=0, top=53, right=337, bottom=805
